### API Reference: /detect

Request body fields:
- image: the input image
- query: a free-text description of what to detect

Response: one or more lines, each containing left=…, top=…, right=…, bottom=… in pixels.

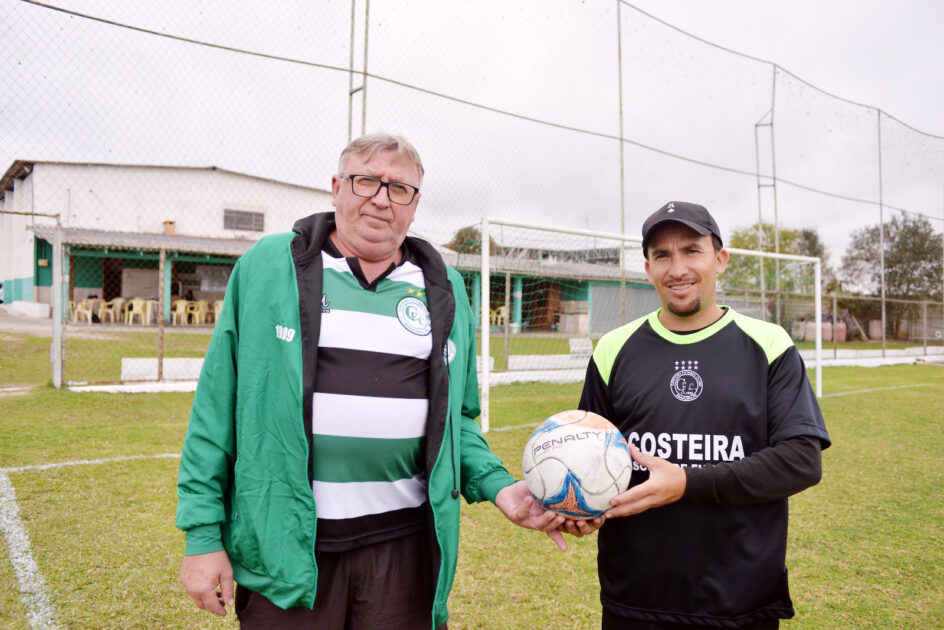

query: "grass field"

left=6, top=326, right=938, bottom=386
left=1, top=334, right=942, bottom=628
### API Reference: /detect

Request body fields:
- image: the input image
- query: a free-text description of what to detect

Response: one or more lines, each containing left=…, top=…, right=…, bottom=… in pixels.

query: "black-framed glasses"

left=341, top=174, right=419, bottom=205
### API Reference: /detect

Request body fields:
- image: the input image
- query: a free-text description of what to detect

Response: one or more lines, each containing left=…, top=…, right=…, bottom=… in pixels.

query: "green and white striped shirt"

left=312, top=247, right=432, bottom=549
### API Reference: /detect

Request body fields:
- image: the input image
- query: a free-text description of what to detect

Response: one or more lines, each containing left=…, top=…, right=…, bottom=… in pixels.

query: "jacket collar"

left=291, top=211, right=449, bottom=289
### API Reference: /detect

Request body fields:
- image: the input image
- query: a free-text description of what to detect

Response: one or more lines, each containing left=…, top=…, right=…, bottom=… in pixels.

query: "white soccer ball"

left=522, top=410, right=633, bottom=519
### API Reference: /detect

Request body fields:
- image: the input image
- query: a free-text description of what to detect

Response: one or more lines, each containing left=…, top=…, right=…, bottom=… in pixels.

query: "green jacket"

left=176, top=212, right=516, bottom=627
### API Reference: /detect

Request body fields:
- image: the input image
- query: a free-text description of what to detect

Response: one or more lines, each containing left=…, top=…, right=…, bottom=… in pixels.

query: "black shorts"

left=236, top=530, right=445, bottom=630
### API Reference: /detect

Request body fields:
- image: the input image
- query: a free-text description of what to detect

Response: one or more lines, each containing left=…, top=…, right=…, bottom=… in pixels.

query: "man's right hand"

left=180, top=550, right=235, bottom=616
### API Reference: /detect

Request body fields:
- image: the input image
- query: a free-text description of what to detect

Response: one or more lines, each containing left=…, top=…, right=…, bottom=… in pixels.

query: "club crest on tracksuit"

left=670, top=360, right=703, bottom=402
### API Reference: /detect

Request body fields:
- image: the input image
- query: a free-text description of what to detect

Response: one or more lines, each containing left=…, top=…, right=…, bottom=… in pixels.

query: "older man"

left=579, top=202, right=831, bottom=629
left=177, top=133, right=565, bottom=629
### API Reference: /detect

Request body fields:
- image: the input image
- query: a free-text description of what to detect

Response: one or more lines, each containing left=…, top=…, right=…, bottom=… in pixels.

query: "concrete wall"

left=1, top=162, right=334, bottom=302
left=0, top=184, right=37, bottom=301
left=28, top=163, right=332, bottom=237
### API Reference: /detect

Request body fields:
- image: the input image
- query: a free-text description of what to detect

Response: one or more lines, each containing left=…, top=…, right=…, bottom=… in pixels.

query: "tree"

left=841, top=214, right=942, bottom=300
left=720, top=222, right=836, bottom=295
left=841, top=214, right=942, bottom=339
left=445, top=225, right=496, bottom=255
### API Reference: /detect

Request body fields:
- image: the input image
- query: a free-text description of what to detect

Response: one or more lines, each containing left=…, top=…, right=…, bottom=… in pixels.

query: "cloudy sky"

left=630, top=0, right=944, bottom=136
left=2, top=0, right=941, bottom=266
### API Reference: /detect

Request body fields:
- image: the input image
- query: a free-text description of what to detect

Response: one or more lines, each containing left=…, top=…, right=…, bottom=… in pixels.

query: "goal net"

left=477, top=218, right=822, bottom=432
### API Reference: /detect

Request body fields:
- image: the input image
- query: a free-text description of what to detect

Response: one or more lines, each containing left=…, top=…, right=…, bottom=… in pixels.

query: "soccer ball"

left=522, top=410, right=633, bottom=519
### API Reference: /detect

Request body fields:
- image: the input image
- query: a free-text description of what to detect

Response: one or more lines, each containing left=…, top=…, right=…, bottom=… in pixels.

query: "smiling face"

left=644, top=222, right=729, bottom=331
left=331, top=148, right=422, bottom=265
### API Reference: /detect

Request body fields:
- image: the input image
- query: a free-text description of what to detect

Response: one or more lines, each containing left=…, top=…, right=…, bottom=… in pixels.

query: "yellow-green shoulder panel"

left=592, top=314, right=649, bottom=385
left=731, top=312, right=794, bottom=364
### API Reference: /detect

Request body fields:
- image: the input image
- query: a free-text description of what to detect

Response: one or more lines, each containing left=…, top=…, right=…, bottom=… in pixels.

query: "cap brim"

left=642, top=218, right=714, bottom=252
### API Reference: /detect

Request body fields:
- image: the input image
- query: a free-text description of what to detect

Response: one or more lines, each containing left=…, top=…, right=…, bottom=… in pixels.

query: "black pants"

left=602, top=610, right=780, bottom=630
left=236, top=531, right=445, bottom=630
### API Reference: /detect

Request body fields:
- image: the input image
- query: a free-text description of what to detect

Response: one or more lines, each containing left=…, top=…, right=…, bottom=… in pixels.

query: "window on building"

left=224, top=209, right=265, bottom=232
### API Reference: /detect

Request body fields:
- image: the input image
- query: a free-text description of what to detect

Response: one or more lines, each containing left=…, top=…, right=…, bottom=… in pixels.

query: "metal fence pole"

left=51, top=216, right=63, bottom=388
left=814, top=259, right=822, bottom=397
left=922, top=301, right=928, bottom=354
left=503, top=272, right=510, bottom=371
left=480, top=217, right=491, bottom=433
left=158, top=249, right=165, bottom=382
left=832, top=293, right=839, bottom=359
left=877, top=111, right=887, bottom=357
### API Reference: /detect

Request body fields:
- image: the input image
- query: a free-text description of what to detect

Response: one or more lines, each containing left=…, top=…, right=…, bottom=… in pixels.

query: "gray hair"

left=338, top=132, right=425, bottom=185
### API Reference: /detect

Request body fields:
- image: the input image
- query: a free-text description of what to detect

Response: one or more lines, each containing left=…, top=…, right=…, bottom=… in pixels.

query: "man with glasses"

left=176, top=133, right=568, bottom=629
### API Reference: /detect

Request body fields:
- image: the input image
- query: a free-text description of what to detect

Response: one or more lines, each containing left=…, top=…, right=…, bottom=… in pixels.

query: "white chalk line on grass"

left=1, top=471, right=62, bottom=630
left=0, top=452, right=181, bottom=474
left=0, top=453, right=181, bottom=629
left=820, top=383, right=939, bottom=398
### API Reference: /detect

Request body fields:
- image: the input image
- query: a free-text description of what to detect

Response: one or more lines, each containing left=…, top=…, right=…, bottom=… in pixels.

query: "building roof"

left=0, top=159, right=329, bottom=194
left=31, top=225, right=254, bottom=257
left=448, top=250, right=648, bottom=283
left=29, top=225, right=646, bottom=283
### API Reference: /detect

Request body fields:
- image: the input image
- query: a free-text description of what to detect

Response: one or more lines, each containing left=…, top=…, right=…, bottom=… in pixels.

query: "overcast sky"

left=2, top=0, right=941, bottom=267
left=629, top=0, right=944, bottom=136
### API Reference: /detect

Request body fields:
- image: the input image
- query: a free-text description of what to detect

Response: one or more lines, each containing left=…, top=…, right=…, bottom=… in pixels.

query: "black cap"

left=641, top=201, right=722, bottom=258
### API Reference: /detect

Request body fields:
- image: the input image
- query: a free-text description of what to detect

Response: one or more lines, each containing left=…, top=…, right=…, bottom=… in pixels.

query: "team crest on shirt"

left=670, top=360, right=703, bottom=402
left=397, top=296, right=431, bottom=336
left=443, top=338, right=457, bottom=364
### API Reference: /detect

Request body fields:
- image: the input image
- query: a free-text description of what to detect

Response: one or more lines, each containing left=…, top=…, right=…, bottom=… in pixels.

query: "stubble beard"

left=666, top=297, right=701, bottom=319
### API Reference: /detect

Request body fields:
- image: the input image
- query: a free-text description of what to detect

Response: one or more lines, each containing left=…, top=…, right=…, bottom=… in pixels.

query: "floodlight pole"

left=616, top=0, right=627, bottom=324
left=346, top=0, right=357, bottom=141
left=770, top=69, right=782, bottom=326
left=347, top=0, right=370, bottom=140
left=754, top=109, right=772, bottom=319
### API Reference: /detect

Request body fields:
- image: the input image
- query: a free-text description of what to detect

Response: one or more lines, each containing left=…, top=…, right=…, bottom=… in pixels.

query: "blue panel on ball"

left=540, top=469, right=603, bottom=518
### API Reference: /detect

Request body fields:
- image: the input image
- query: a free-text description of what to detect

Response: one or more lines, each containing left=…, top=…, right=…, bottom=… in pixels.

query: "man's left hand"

left=495, top=480, right=568, bottom=551
left=605, top=444, right=686, bottom=518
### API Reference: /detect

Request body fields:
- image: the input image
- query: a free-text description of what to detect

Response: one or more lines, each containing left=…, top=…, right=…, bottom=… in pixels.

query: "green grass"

left=795, top=339, right=940, bottom=351
left=0, top=347, right=942, bottom=628
left=0, top=331, right=212, bottom=386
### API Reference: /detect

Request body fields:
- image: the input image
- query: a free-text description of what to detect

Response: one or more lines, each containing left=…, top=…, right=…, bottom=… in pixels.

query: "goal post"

left=478, top=217, right=822, bottom=433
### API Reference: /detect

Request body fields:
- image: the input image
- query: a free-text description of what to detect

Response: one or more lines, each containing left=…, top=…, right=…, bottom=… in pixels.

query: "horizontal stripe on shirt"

left=312, top=434, right=423, bottom=483
left=314, top=347, right=429, bottom=399
left=313, top=475, right=428, bottom=520
left=320, top=308, right=432, bottom=359
left=313, top=393, right=427, bottom=439
left=315, top=505, right=428, bottom=551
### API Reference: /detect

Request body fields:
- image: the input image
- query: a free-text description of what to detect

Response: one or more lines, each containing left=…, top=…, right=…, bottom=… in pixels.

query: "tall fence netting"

left=0, top=0, right=940, bottom=387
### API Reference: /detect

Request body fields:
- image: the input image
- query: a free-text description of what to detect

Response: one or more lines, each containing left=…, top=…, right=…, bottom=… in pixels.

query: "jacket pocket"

left=228, top=477, right=310, bottom=579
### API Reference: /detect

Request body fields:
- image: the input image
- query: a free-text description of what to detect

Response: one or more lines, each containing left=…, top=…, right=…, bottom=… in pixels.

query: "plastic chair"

left=72, top=298, right=93, bottom=324
left=186, top=299, right=208, bottom=325
left=98, top=297, right=126, bottom=323
left=212, top=300, right=223, bottom=323
left=125, top=298, right=147, bottom=325
left=494, top=305, right=508, bottom=326
left=172, top=299, right=190, bottom=325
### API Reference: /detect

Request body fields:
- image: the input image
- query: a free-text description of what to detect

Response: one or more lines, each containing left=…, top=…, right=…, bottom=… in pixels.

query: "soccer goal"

left=478, top=217, right=822, bottom=432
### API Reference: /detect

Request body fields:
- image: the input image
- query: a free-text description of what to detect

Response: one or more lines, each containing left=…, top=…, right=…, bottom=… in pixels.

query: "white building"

left=0, top=160, right=333, bottom=313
